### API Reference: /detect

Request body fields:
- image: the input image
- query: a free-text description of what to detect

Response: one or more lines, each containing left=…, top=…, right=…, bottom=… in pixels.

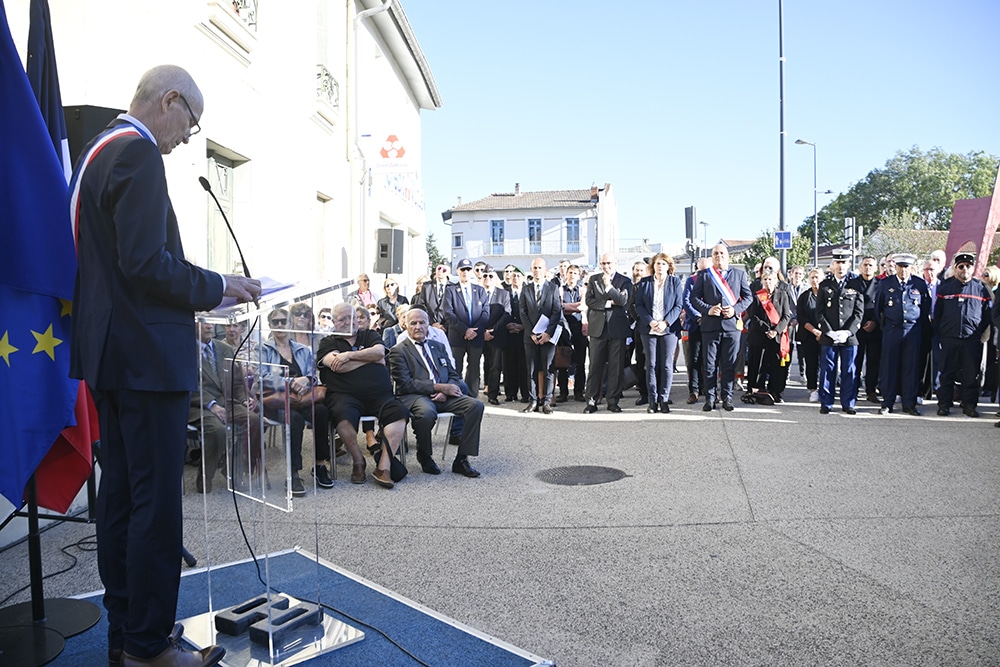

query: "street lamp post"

left=795, top=139, right=819, bottom=267
left=699, top=220, right=709, bottom=259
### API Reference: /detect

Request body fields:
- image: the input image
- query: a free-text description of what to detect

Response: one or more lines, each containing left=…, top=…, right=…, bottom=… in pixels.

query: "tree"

left=426, top=232, right=447, bottom=270
left=796, top=147, right=999, bottom=245
left=734, top=229, right=811, bottom=274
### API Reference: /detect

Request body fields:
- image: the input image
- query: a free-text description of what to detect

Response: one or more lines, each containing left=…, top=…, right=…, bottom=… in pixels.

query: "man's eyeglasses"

left=178, top=95, right=201, bottom=136
left=269, top=318, right=287, bottom=326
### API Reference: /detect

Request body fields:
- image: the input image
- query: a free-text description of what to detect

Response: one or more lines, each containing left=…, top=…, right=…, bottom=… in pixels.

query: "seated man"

left=388, top=307, right=484, bottom=478
left=190, top=321, right=262, bottom=493
left=317, top=302, right=408, bottom=489
left=260, top=308, right=330, bottom=497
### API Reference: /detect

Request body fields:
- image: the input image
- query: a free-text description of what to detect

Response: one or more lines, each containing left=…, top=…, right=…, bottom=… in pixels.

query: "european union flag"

left=0, top=0, right=79, bottom=508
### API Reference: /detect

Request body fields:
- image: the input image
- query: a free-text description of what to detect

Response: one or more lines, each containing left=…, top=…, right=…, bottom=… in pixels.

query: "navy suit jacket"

left=420, top=279, right=451, bottom=327
left=483, top=287, right=513, bottom=346
left=690, top=266, right=753, bottom=334
left=71, top=123, right=224, bottom=392
left=584, top=272, right=633, bottom=339
left=519, top=280, right=563, bottom=342
left=444, top=281, right=490, bottom=347
left=634, top=274, right=684, bottom=336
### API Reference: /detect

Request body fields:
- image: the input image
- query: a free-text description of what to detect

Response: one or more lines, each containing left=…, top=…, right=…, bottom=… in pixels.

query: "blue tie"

left=419, top=341, right=440, bottom=382
left=465, top=287, right=473, bottom=324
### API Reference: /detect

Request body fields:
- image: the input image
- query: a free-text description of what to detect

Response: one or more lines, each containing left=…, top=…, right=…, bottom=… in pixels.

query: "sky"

left=402, top=0, right=1000, bottom=253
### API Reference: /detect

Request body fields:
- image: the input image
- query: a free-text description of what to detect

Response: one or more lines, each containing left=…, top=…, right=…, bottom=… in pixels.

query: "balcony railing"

left=317, top=65, right=340, bottom=108
left=481, top=239, right=584, bottom=257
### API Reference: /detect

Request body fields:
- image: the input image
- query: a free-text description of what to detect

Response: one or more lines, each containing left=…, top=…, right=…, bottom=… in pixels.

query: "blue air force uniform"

left=874, top=273, right=930, bottom=412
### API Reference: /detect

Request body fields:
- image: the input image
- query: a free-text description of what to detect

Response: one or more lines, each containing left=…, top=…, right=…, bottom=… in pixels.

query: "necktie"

left=465, top=287, right=473, bottom=324
left=535, top=284, right=541, bottom=302
left=203, top=343, right=216, bottom=374
left=418, top=341, right=440, bottom=382
left=437, top=284, right=443, bottom=300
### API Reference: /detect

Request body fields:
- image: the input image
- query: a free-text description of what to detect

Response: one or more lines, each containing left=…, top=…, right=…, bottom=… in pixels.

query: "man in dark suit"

left=503, top=267, right=530, bottom=402
left=520, top=257, right=564, bottom=413
left=444, top=258, right=489, bottom=394
left=682, top=257, right=709, bottom=404
left=690, top=244, right=753, bottom=411
left=419, top=263, right=452, bottom=330
left=389, top=308, right=483, bottom=478
left=189, top=322, right=261, bottom=493
left=583, top=253, right=633, bottom=413
left=481, top=266, right=512, bottom=405
left=70, top=65, right=259, bottom=666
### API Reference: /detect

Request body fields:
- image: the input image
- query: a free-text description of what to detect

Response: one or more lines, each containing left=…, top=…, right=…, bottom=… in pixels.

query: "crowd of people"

left=194, top=245, right=1000, bottom=499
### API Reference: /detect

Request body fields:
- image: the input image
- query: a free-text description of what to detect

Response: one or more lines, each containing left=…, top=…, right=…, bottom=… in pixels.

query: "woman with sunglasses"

left=376, top=278, right=409, bottom=331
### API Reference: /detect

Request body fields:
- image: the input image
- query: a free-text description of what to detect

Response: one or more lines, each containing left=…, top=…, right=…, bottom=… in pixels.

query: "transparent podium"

left=185, top=279, right=362, bottom=666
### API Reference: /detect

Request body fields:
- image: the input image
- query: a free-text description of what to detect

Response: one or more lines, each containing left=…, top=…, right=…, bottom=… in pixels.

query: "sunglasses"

left=459, top=267, right=473, bottom=272
left=269, top=318, right=287, bottom=325
left=320, top=314, right=333, bottom=320
left=385, top=282, right=397, bottom=288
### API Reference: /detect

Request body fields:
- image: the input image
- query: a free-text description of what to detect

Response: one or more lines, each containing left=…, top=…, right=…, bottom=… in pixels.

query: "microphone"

left=199, top=176, right=252, bottom=279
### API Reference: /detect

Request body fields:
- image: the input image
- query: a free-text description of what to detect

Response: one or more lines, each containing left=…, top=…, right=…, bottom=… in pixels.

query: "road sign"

left=774, top=230, right=792, bottom=250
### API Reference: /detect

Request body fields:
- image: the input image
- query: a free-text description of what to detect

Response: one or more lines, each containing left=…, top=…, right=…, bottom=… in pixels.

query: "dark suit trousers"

left=401, top=394, right=483, bottom=459
left=452, top=341, right=483, bottom=395
left=686, top=328, right=703, bottom=396
left=95, top=388, right=189, bottom=658
left=483, top=341, right=504, bottom=400
left=504, top=340, right=529, bottom=400
left=525, top=339, right=556, bottom=403
left=937, top=337, right=983, bottom=409
left=855, top=328, right=882, bottom=396
left=585, top=335, right=627, bottom=404
left=701, top=329, right=739, bottom=402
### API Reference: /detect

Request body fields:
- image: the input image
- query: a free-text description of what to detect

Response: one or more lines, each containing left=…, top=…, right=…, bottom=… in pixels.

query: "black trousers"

left=483, top=340, right=504, bottom=400
left=855, top=328, right=882, bottom=396
left=95, top=388, right=189, bottom=659
left=503, top=340, right=529, bottom=400
left=686, top=329, right=703, bottom=396
left=937, top=337, right=984, bottom=408
left=585, top=336, right=627, bottom=404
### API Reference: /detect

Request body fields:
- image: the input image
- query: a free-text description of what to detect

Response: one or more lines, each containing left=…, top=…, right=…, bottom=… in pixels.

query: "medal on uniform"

left=888, top=299, right=893, bottom=307
left=826, top=301, right=831, bottom=308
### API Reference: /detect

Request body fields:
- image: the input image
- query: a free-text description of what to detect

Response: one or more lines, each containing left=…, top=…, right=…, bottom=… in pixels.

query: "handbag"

left=553, top=344, right=573, bottom=369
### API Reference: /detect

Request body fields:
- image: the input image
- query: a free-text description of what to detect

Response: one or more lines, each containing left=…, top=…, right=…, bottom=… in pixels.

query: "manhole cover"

left=535, top=466, right=630, bottom=486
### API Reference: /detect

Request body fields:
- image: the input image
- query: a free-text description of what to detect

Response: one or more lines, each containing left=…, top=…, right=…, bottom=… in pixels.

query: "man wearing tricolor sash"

left=690, top=244, right=752, bottom=412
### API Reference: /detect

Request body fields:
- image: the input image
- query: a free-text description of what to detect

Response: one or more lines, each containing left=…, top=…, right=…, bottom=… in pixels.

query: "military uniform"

left=874, top=272, right=930, bottom=413
left=815, top=273, right=865, bottom=412
left=934, top=273, right=992, bottom=415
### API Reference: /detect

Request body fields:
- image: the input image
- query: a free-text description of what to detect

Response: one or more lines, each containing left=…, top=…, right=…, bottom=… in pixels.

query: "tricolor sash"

left=709, top=267, right=737, bottom=306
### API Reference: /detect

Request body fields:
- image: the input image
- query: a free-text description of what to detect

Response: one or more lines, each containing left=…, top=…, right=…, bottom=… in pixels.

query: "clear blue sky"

left=403, top=0, right=1000, bottom=252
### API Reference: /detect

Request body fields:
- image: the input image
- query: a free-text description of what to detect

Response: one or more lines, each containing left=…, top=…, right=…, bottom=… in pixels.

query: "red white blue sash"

left=69, top=121, right=149, bottom=249
left=708, top=267, right=737, bottom=306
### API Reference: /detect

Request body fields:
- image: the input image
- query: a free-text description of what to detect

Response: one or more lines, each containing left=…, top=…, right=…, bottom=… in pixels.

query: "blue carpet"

left=58, top=549, right=549, bottom=666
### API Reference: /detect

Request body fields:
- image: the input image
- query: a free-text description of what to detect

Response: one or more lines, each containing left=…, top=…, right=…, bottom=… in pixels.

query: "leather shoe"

left=687, top=393, right=699, bottom=404
left=452, top=458, right=480, bottom=478
left=584, top=403, right=598, bottom=414
left=372, top=468, right=394, bottom=488
left=963, top=406, right=980, bottom=418
left=541, top=403, right=553, bottom=414
left=902, top=406, right=922, bottom=416
left=702, top=401, right=714, bottom=412
left=820, top=405, right=831, bottom=414
left=937, top=406, right=950, bottom=416
left=521, top=401, right=537, bottom=413
left=487, top=397, right=500, bottom=406
left=722, top=400, right=734, bottom=412
left=842, top=407, right=857, bottom=415
left=635, top=396, right=648, bottom=406
left=878, top=406, right=891, bottom=415
left=646, top=404, right=658, bottom=414
left=195, top=471, right=212, bottom=494
left=556, top=393, right=568, bottom=403
left=504, top=396, right=515, bottom=403
left=417, top=456, right=441, bottom=475
left=350, top=461, right=366, bottom=484
left=659, top=401, right=670, bottom=414
left=866, top=393, right=880, bottom=403
left=123, top=630, right=224, bottom=667
left=607, top=402, right=622, bottom=413
left=573, top=394, right=586, bottom=402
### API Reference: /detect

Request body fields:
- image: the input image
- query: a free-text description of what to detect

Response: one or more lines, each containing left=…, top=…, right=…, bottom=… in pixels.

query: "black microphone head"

left=198, top=176, right=211, bottom=192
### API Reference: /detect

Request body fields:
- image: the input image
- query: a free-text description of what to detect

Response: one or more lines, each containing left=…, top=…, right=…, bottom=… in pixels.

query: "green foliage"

left=425, top=232, right=446, bottom=270
left=735, top=230, right=812, bottom=273
left=796, top=147, right=999, bottom=244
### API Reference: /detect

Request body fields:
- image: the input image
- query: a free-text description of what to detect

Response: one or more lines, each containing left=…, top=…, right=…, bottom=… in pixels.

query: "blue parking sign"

left=774, top=231, right=792, bottom=250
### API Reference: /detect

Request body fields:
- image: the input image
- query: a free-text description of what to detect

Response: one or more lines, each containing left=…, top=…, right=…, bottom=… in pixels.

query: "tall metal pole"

left=700, top=221, right=709, bottom=259
left=778, top=0, right=787, bottom=274
left=811, top=143, right=818, bottom=267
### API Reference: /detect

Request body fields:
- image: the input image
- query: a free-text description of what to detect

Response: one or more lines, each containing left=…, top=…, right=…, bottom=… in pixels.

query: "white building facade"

left=7, top=0, right=440, bottom=300
left=442, top=183, right=618, bottom=272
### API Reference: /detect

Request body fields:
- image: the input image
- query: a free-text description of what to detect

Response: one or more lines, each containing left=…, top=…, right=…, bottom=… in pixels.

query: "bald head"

left=128, top=65, right=203, bottom=155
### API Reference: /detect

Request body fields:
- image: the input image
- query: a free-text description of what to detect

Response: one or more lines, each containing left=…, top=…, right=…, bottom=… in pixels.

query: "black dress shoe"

left=866, top=393, right=880, bottom=403
left=842, top=407, right=857, bottom=415
left=452, top=458, right=480, bottom=478
left=584, top=403, right=598, bottom=414
left=878, top=406, right=891, bottom=415
left=635, top=396, right=648, bottom=406
left=722, top=400, right=734, bottom=412
left=487, top=397, right=500, bottom=406
left=659, top=401, right=670, bottom=414
left=417, top=456, right=441, bottom=475
left=820, top=405, right=831, bottom=414
left=703, top=401, right=714, bottom=412
left=647, top=404, right=658, bottom=414
left=573, top=394, right=586, bottom=402
left=504, top=396, right=515, bottom=403
left=963, top=406, right=980, bottom=418
left=902, top=406, right=922, bottom=416
left=541, top=403, right=553, bottom=414
left=556, top=393, right=568, bottom=403
left=607, top=402, right=622, bottom=413
left=937, top=406, right=950, bottom=416
left=521, top=402, right=537, bottom=413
